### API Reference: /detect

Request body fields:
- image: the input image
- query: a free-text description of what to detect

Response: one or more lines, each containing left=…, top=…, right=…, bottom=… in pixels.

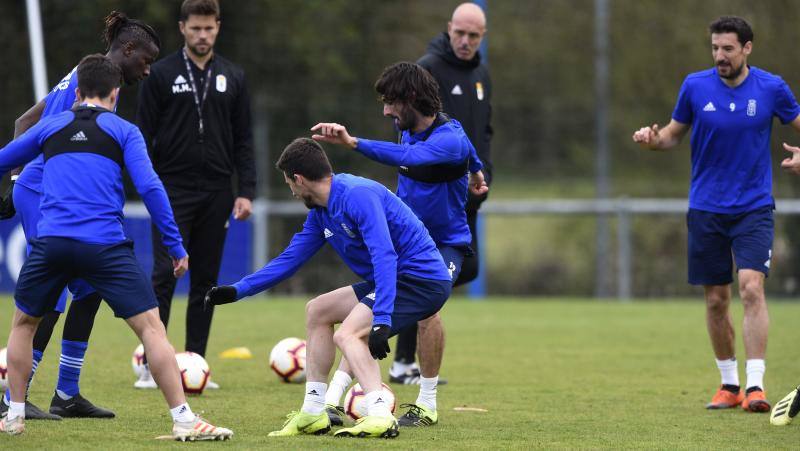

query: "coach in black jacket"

left=389, top=3, right=493, bottom=385
left=135, top=0, right=254, bottom=388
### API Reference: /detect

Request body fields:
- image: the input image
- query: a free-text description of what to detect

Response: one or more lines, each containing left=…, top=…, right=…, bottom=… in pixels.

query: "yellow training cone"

left=219, top=347, right=253, bottom=359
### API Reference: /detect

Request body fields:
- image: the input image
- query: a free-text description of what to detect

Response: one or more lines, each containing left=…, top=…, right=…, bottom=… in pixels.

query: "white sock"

left=416, top=375, right=439, bottom=411
left=301, top=382, right=327, bottom=415
left=716, top=358, right=739, bottom=387
left=8, top=401, right=26, bottom=421
left=745, top=359, right=765, bottom=390
left=390, top=361, right=415, bottom=377
left=365, top=389, right=393, bottom=418
left=324, top=371, right=352, bottom=407
left=170, top=403, right=195, bottom=423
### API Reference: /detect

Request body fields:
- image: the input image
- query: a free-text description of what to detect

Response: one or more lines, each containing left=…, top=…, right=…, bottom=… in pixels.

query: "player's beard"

left=717, top=60, right=744, bottom=80
left=394, top=107, right=417, bottom=132
left=188, top=42, right=212, bottom=58
left=301, top=194, right=315, bottom=210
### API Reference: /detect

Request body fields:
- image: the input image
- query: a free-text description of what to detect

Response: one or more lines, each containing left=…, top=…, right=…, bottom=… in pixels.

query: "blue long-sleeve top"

left=355, top=118, right=482, bottom=247
left=232, top=173, right=450, bottom=327
left=0, top=106, right=186, bottom=258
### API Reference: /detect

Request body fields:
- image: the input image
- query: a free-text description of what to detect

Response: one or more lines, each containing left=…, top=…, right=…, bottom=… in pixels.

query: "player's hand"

left=233, top=197, right=252, bottom=220
left=781, top=143, right=800, bottom=175
left=310, top=123, right=358, bottom=149
left=632, top=123, right=661, bottom=149
left=468, top=170, right=489, bottom=196
left=368, top=324, right=391, bottom=360
left=172, top=255, right=189, bottom=278
left=204, top=285, right=238, bottom=310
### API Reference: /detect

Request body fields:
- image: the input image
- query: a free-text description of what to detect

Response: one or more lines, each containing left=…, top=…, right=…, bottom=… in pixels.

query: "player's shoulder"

left=150, top=50, right=182, bottom=71
left=683, top=68, right=716, bottom=83
left=336, top=173, right=386, bottom=199
left=748, top=66, right=789, bottom=86
left=214, top=53, right=246, bottom=77
left=96, top=111, right=140, bottom=139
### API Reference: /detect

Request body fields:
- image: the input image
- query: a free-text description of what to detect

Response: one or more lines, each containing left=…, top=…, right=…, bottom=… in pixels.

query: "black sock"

left=722, top=384, right=741, bottom=394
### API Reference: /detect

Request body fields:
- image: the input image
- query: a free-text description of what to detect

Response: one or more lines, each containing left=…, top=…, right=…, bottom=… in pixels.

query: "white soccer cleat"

left=1, top=414, right=25, bottom=436
left=134, top=367, right=158, bottom=389
left=206, top=379, right=220, bottom=390
left=172, top=415, right=233, bottom=441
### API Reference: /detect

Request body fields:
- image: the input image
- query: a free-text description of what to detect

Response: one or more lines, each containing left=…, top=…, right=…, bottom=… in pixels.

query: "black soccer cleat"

left=397, top=403, right=438, bottom=427
left=49, top=392, right=115, bottom=418
left=388, top=367, right=448, bottom=385
left=0, top=399, right=63, bottom=420
left=326, top=404, right=346, bottom=426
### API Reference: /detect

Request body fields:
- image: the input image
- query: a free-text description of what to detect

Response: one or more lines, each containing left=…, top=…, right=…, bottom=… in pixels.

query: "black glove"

left=368, top=325, right=391, bottom=360
left=0, top=179, right=16, bottom=220
left=204, top=285, right=238, bottom=311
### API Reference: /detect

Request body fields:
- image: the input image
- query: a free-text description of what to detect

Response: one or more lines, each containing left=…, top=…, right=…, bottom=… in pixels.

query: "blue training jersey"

left=16, top=67, right=79, bottom=193
left=0, top=106, right=186, bottom=259
left=232, top=173, right=450, bottom=327
left=355, top=118, right=482, bottom=247
left=672, top=66, right=800, bottom=213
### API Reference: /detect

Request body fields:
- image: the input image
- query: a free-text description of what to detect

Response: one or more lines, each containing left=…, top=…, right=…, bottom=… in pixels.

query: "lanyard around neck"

left=181, top=48, right=213, bottom=139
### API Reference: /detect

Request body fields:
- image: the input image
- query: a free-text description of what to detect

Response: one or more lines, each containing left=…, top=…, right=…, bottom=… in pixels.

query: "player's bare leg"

left=738, top=269, right=770, bottom=412
left=703, top=284, right=744, bottom=409
left=397, top=313, right=443, bottom=427
left=1, top=309, right=41, bottom=435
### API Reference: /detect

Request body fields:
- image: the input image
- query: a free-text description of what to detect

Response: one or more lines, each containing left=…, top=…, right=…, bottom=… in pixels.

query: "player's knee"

left=332, top=327, right=359, bottom=350
left=739, top=279, right=766, bottom=306
left=705, top=292, right=729, bottom=313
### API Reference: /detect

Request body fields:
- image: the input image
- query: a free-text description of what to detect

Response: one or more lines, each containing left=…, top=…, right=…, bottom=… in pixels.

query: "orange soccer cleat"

left=742, top=388, right=771, bottom=413
left=706, top=386, right=745, bottom=409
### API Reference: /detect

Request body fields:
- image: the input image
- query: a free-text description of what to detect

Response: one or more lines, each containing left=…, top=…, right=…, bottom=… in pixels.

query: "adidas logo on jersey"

left=451, top=84, right=463, bottom=95
left=703, top=102, right=716, bottom=112
left=172, top=74, right=192, bottom=94
left=324, top=228, right=333, bottom=238
left=70, top=131, right=88, bottom=142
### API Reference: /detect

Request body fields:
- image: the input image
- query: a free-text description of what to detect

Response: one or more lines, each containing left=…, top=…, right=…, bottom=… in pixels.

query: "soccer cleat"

left=334, top=415, right=399, bottom=438
left=0, top=400, right=62, bottom=420
left=134, top=367, right=158, bottom=389
left=326, top=404, right=346, bottom=426
left=206, top=380, right=220, bottom=390
left=0, top=414, right=25, bottom=436
left=706, top=385, right=744, bottom=410
left=770, top=385, right=800, bottom=426
left=742, top=387, right=771, bottom=413
left=49, top=392, right=115, bottom=418
left=172, top=415, right=233, bottom=441
left=388, top=368, right=448, bottom=385
left=397, top=403, right=438, bottom=427
left=268, top=411, right=330, bottom=437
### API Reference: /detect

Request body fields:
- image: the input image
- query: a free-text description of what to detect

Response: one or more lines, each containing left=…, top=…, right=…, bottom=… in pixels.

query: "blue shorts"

left=438, top=245, right=467, bottom=284
left=687, top=206, right=774, bottom=286
left=15, top=237, right=158, bottom=319
left=13, top=184, right=96, bottom=312
left=352, top=275, right=451, bottom=335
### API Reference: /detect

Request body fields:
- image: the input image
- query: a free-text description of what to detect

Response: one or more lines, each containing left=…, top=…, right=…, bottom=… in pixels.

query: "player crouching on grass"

left=204, top=138, right=452, bottom=439
left=0, top=54, right=232, bottom=441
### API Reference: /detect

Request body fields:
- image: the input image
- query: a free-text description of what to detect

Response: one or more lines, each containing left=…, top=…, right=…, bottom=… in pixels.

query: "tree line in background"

left=3, top=0, right=800, bottom=297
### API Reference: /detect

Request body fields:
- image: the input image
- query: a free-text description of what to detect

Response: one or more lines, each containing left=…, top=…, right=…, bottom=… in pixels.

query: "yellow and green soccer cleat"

left=770, top=386, right=800, bottom=426
left=333, top=415, right=399, bottom=438
left=268, top=411, right=330, bottom=437
left=397, top=403, right=438, bottom=427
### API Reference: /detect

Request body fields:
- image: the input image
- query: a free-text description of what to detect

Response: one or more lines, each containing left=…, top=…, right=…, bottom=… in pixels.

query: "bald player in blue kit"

left=0, top=54, right=232, bottom=441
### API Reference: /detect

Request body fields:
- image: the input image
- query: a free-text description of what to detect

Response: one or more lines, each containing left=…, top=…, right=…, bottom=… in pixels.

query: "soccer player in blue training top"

left=310, top=61, right=487, bottom=427
left=633, top=16, right=800, bottom=413
left=0, top=54, right=232, bottom=441
left=0, top=11, right=159, bottom=420
left=204, top=138, right=452, bottom=439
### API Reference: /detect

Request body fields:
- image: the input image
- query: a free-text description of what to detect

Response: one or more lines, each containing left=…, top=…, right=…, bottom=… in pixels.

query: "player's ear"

left=75, top=87, right=83, bottom=101
left=743, top=41, right=752, bottom=56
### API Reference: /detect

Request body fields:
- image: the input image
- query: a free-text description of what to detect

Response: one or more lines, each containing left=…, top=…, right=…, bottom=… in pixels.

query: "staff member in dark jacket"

left=135, top=0, right=255, bottom=389
left=390, top=2, right=493, bottom=385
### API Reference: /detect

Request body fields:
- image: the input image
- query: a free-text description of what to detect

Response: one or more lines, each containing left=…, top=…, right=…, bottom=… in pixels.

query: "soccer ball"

left=0, top=347, right=7, bottom=391
left=344, top=382, right=396, bottom=420
left=269, top=337, right=306, bottom=383
left=175, top=352, right=211, bottom=395
left=131, top=344, right=145, bottom=377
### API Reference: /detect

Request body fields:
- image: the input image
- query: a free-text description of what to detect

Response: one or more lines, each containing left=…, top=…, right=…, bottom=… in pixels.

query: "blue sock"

left=56, top=340, right=88, bottom=398
left=3, top=349, right=43, bottom=404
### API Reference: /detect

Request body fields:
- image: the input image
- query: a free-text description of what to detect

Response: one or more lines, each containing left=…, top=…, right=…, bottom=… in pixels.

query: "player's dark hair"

left=276, top=138, right=333, bottom=182
left=709, top=16, right=753, bottom=46
left=103, top=11, right=160, bottom=52
left=374, top=62, right=442, bottom=117
left=180, top=0, right=221, bottom=21
left=77, top=54, right=123, bottom=99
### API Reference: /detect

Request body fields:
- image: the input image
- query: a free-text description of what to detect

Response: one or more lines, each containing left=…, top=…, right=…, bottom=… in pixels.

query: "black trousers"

left=151, top=185, right=233, bottom=357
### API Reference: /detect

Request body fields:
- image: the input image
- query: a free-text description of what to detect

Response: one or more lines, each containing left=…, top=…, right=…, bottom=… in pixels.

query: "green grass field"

left=1, top=296, right=800, bottom=449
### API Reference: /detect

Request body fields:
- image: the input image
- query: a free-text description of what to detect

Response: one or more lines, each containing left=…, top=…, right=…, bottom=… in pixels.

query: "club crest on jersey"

left=216, top=74, right=227, bottom=92
left=747, top=99, right=757, bottom=117
left=341, top=223, right=356, bottom=238
left=476, top=82, right=484, bottom=100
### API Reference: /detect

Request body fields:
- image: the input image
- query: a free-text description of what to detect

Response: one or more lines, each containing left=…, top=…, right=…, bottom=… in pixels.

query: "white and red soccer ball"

left=0, top=347, right=7, bottom=391
left=131, top=343, right=146, bottom=378
left=344, top=382, right=396, bottom=420
left=175, top=351, right=211, bottom=395
left=269, top=337, right=306, bottom=383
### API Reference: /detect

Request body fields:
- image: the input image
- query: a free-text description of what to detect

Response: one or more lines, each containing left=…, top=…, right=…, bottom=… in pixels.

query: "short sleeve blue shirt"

left=672, top=66, right=800, bottom=213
